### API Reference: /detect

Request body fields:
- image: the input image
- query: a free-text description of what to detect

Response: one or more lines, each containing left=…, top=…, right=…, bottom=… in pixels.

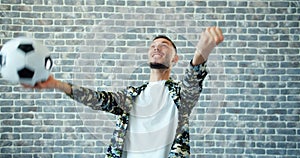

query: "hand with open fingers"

left=22, top=75, right=58, bottom=89
left=195, top=26, right=224, bottom=63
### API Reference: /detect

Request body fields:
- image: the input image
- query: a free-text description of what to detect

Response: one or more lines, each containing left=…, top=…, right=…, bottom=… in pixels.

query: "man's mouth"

left=151, top=53, right=164, bottom=58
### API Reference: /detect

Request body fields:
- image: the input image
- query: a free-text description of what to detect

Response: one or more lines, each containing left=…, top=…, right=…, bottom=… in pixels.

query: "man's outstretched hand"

left=192, top=26, right=224, bottom=65
left=22, top=75, right=72, bottom=95
left=22, top=75, right=57, bottom=89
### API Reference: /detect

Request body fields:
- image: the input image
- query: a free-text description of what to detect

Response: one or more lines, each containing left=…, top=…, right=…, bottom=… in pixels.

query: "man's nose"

left=153, top=44, right=160, bottom=51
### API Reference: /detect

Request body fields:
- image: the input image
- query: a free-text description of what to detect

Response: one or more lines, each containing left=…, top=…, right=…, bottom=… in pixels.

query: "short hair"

left=153, top=35, right=177, bottom=53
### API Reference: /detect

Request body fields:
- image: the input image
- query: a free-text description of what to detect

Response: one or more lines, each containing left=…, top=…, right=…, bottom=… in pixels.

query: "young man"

left=25, top=26, right=224, bottom=157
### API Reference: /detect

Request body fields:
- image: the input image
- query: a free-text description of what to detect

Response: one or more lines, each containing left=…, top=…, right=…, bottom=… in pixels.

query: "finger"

left=35, top=81, right=48, bottom=89
left=215, top=27, right=224, bottom=44
left=35, top=76, right=54, bottom=89
left=208, top=27, right=221, bottom=44
left=200, top=27, right=213, bottom=44
left=206, top=27, right=214, bottom=39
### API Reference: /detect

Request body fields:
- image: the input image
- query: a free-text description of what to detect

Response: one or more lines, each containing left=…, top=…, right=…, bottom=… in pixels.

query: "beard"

left=149, top=62, right=169, bottom=69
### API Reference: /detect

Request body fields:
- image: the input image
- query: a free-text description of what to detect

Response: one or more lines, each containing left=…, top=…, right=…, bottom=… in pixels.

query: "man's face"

left=148, top=38, right=178, bottom=69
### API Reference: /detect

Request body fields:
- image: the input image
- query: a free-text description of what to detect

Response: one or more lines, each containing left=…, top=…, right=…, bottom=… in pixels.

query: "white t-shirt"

left=122, top=80, right=179, bottom=158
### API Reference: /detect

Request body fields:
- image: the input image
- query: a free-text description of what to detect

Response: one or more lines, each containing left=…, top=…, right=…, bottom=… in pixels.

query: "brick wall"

left=0, top=0, right=299, bottom=157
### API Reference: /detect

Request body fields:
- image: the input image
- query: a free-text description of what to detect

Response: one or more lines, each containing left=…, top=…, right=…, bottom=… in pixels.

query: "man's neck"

left=149, top=69, right=171, bottom=82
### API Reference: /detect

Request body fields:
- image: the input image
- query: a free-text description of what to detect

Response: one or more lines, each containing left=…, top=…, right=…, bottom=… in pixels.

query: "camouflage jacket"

left=68, top=62, right=208, bottom=158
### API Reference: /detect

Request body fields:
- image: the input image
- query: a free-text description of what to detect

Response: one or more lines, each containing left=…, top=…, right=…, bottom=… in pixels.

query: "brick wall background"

left=0, top=0, right=299, bottom=157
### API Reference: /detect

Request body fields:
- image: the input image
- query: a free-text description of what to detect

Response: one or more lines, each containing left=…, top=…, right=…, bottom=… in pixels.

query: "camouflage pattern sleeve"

left=66, top=84, right=130, bottom=115
left=180, top=60, right=208, bottom=115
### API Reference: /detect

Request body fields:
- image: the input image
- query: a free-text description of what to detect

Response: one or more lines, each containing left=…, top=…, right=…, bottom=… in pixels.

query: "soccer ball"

left=0, top=37, right=53, bottom=86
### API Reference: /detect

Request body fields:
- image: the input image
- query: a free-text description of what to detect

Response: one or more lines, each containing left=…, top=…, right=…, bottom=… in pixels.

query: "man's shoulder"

left=125, top=83, right=148, bottom=97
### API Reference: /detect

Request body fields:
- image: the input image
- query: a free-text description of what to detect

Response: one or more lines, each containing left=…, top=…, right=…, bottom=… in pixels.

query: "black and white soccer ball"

left=0, top=37, right=53, bottom=86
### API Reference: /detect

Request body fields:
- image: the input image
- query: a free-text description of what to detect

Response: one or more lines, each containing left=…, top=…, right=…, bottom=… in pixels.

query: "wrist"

left=192, top=52, right=206, bottom=66
left=56, top=81, right=71, bottom=94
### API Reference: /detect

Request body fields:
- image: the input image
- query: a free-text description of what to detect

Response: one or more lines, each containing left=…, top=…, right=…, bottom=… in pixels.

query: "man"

left=24, top=26, right=224, bottom=157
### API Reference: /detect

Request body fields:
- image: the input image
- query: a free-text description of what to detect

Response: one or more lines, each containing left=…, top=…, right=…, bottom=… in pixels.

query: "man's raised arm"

left=192, top=26, right=224, bottom=66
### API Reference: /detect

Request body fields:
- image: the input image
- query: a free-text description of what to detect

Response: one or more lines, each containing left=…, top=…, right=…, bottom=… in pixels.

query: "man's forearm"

left=192, top=53, right=206, bottom=66
left=56, top=80, right=72, bottom=95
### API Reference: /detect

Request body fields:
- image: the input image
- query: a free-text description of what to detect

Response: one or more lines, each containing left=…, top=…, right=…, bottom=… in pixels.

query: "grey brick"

left=54, top=154, right=73, bottom=158
left=208, top=1, right=227, bottom=7
left=0, top=4, right=11, bottom=10
left=226, top=14, right=245, bottom=20
left=33, top=154, right=53, bottom=158
left=249, top=2, right=268, bottom=7
left=54, top=6, right=73, bottom=12
left=128, top=1, right=146, bottom=6
left=266, top=15, right=286, bottom=21
left=228, top=1, right=247, bottom=7
left=12, top=154, right=33, bottom=158
left=1, top=120, right=21, bottom=126
left=1, top=133, right=20, bottom=139
left=270, top=2, right=290, bottom=7
left=236, top=8, right=255, bottom=14
left=86, top=0, right=105, bottom=5
left=225, top=148, right=245, bottom=154
left=63, top=146, right=83, bottom=153
left=259, top=21, right=279, bottom=27
left=33, top=6, right=53, bottom=12
left=75, top=154, right=97, bottom=158
left=287, top=150, right=300, bottom=156
left=107, top=0, right=126, bottom=5
left=256, top=8, right=276, bottom=14
left=246, top=14, right=265, bottom=21
left=0, top=155, right=12, bottom=158
left=0, top=127, right=13, bottom=133
left=267, top=149, right=287, bottom=155
left=176, top=7, right=194, bottom=13
left=269, top=42, right=289, bottom=47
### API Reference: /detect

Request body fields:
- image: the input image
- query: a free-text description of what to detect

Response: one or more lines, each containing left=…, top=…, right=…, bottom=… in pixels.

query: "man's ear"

left=172, top=54, right=179, bottom=64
